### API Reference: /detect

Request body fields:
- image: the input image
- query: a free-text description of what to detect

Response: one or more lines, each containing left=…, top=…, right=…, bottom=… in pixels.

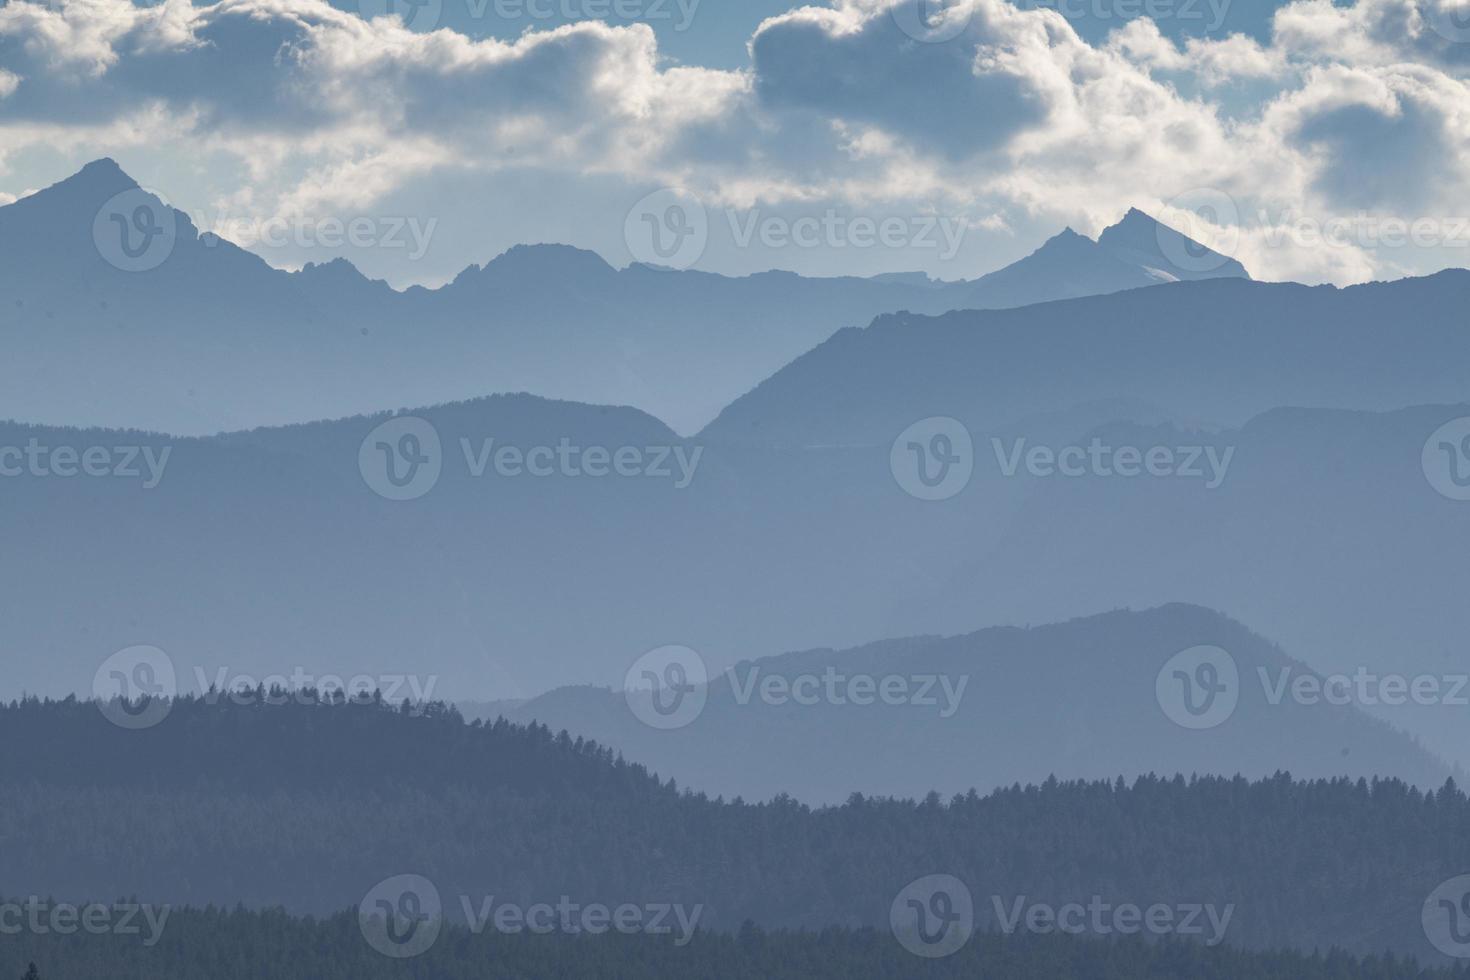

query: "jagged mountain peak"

left=1098, top=206, right=1251, bottom=281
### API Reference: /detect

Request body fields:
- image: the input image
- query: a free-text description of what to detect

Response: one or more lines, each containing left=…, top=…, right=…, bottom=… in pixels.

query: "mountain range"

left=5, top=395, right=1469, bottom=778
left=0, top=159, right=1246, bottom=436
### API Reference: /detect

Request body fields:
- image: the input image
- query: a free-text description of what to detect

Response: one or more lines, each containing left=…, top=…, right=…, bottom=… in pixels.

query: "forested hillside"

left=2, top=911, right=1462, bottom=980
left=4, top=695, right=1469, bottom=961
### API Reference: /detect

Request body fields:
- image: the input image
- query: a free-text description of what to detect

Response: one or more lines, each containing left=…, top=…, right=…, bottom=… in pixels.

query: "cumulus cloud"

left=1, top=0, right=1469, bottom=286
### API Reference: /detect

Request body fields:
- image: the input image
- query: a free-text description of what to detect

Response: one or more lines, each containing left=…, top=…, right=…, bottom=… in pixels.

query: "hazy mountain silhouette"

left=6, top=394, right=1469, bottom=780
left=0, top=160, right=1245, bottom=436
left=701, top=272, right=1470, bottom=447
left=466, top=605, right=1452, bottom=805
left=959, top=217, right=1246, bottom=309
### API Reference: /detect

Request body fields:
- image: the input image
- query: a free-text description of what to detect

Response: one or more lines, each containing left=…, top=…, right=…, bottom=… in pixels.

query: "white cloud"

left=1, top=0, right=1469, bottom=286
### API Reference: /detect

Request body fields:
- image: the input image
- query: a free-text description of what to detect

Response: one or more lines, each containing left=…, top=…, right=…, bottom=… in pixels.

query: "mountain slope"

left=699, top=272, right=1470, bottom=448
left=472, top=604, right=1453, bottom=804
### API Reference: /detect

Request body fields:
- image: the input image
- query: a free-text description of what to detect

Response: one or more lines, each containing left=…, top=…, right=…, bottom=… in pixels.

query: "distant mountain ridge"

left=700, top=271, right=1470, bottom=447
left=0, top=159, right=1247, bottom=436
left=468, top=604, right=1454, bottom=805
left=6, top=392, right=1470, bottom=775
